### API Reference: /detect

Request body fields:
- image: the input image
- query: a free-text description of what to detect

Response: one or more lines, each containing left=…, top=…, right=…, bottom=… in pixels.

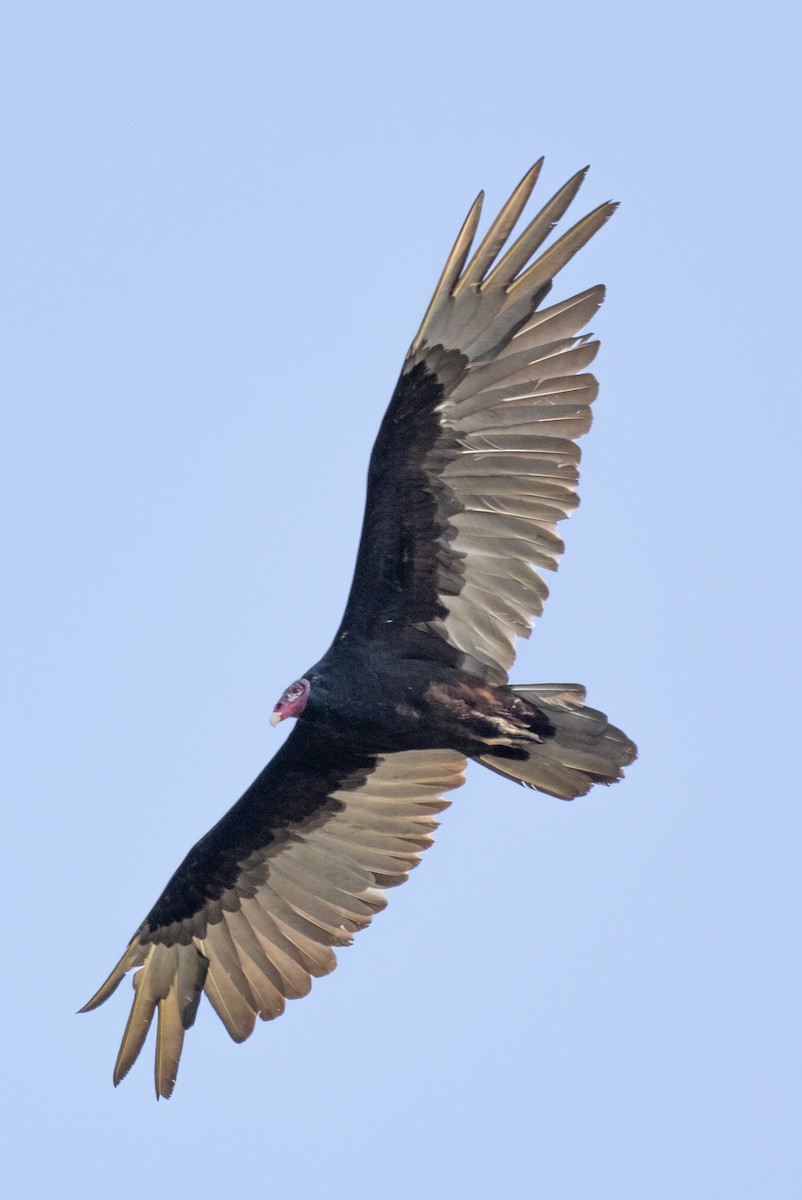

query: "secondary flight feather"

left=83, top=159, right=636, bottom=1097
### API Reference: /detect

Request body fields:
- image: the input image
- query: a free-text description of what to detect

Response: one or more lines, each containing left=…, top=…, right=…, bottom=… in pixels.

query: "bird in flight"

left=83, top=159, right=636, bottom=1097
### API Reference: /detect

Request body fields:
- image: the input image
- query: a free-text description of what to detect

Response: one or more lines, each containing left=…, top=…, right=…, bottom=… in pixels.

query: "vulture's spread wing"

left=82, top=728, right=465, bottom=1097
left=339, top=161, right=616, bottom=683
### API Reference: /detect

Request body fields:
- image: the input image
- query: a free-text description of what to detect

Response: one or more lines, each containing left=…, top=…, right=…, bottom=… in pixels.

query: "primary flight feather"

left=83, top=159, right=636, bottom=1097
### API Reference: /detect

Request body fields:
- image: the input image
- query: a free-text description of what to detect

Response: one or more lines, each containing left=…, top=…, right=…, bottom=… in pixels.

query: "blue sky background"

left=3, top=2, right=800, bottom=1196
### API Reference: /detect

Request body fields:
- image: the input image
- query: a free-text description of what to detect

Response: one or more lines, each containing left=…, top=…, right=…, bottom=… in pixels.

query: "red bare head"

left=269, top=677, right=311, bottom=727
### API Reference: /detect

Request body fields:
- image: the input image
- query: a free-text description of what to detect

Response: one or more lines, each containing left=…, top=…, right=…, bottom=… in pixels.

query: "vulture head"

left=269, top=677, right=311, bottom=726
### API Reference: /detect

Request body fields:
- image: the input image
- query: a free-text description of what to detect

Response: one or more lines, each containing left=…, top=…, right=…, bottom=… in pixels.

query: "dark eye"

left=285, top=684, right=303, bottom=702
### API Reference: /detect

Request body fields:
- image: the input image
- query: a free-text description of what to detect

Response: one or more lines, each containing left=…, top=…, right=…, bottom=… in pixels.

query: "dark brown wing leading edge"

left=82, top=725, right=465, bottom=1097
left=339, top=160, right=616, bottom=684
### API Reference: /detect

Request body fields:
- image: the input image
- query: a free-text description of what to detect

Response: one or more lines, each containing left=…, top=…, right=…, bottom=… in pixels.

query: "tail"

left=477, top=684, right=636, bottom=800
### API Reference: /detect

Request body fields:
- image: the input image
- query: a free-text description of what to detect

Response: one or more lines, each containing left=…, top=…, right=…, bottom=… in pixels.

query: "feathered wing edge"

left=411, top=161, right=617, bottom=363
left=400, top=164, right=619, bottom=682
left=81, top=749, right=466, bottom=1098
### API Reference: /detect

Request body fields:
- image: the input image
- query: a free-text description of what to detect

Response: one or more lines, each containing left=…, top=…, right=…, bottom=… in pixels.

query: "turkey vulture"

left=82, top=159, right=636, bottom=1097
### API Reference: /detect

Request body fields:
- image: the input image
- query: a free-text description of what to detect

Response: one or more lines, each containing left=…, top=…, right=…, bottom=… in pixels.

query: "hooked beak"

left=269, top=710, right=283, bottom=728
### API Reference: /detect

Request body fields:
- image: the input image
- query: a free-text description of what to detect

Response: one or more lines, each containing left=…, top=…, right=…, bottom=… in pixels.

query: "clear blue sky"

left=3, top=2, right=800, bottom=1196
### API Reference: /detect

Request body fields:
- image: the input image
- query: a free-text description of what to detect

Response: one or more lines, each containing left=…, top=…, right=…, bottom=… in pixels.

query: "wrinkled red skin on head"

left=270, top=677, right=311, bottom=725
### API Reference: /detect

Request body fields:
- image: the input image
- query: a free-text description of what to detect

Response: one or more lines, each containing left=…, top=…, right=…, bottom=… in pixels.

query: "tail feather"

left=477, top=683, right=636, bottom=800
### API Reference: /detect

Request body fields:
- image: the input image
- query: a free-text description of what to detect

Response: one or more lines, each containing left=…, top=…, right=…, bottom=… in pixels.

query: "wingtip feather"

left=410, top=189, right=484, bottom=352
left=454, top=160, right=544, bottom=296
left=507, top=200, right=618, bottom=297
left=79, top=940, right=146, bottom=1013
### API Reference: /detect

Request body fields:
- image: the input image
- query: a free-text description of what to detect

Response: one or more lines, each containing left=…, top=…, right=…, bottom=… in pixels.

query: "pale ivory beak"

left=269, top=711, right=282, bottom=727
